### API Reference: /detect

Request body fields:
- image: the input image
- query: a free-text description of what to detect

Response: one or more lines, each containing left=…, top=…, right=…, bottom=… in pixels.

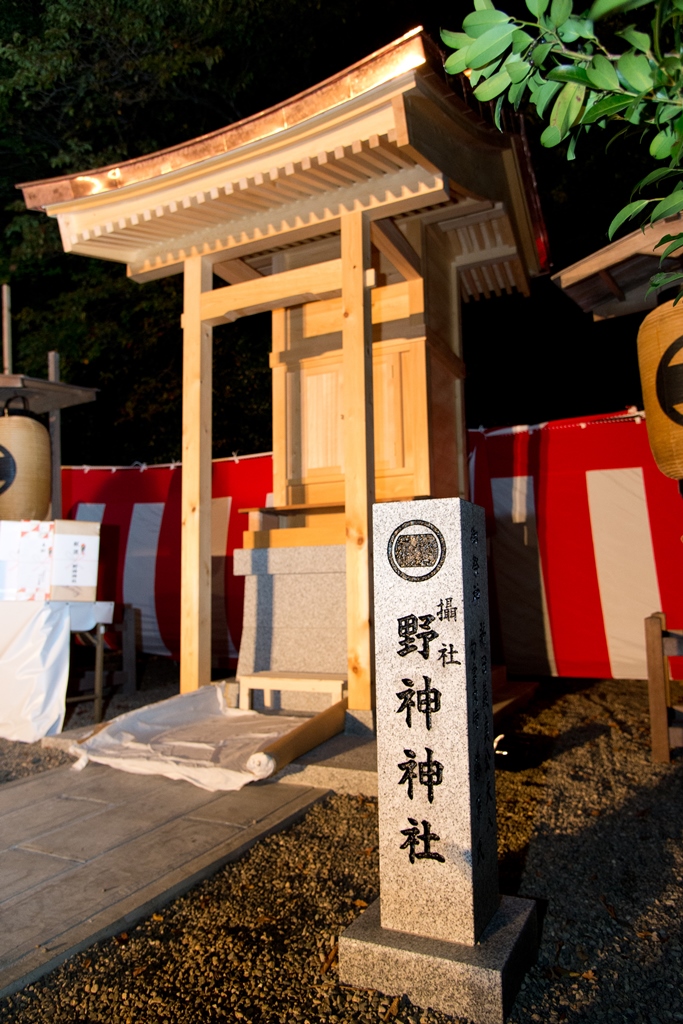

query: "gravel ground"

left=0, top=676, right=681, bottom=1024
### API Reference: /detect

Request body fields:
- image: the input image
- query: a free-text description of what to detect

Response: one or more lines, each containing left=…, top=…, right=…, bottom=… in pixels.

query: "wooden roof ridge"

left=19, top=26, right=433, bottom=211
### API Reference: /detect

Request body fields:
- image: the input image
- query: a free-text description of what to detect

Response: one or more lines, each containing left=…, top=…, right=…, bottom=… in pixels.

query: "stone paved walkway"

left=0, top=763, right=326, bottom=998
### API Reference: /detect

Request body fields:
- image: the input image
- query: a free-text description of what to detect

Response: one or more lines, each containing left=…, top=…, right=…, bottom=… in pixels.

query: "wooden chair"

left=644, top=612, right=683, bottom=763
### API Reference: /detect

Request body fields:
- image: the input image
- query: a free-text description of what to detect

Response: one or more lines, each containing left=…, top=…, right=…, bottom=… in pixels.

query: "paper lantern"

left=637, top=299, right=683, bottom=479
left=0, top=404, right=51, bottom=520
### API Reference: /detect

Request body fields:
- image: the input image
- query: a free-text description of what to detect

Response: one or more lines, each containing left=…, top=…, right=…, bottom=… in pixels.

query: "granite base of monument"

left=338, top=896, right=537, bottom=1024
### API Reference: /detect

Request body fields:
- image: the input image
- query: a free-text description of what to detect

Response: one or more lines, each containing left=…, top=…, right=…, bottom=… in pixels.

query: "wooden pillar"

left=341, top=210, right=375, bottom=711
left=645, top=612, right=671, bottom=763
left=180, top=255, right=213, bottom=693
left=451, top=268, right=470, bottom=501
left=47, top=350, right=63, bottom=519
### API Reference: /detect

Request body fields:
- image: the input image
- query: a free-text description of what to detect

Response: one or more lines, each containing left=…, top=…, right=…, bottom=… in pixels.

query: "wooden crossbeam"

left=199, top=259, right=342, bottom=325
left=454, top=245, right=518, bottom=269
left=213, top=258, right=263, bottom=285
left=371, top=218, right=421, bottom=281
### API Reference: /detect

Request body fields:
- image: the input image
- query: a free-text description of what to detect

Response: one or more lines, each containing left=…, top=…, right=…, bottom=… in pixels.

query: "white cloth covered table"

left=0, top=600, right=114, bottom=742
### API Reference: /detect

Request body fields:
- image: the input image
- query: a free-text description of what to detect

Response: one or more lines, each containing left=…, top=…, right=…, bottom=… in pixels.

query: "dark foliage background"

left=0, top=0, right=648, bottom=464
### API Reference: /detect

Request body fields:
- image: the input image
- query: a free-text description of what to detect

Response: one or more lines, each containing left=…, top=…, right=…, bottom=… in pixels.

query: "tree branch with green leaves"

left=442, top=0, right=683, bottom=294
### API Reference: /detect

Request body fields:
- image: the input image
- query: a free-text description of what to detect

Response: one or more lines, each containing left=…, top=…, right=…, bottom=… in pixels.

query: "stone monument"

left=338, top=498, right=538, bottom=1024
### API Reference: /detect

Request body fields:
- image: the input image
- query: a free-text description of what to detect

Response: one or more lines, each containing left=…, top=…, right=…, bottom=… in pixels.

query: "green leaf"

left=534, top=79, right=562, bottom=116
left=474, top=0, right=496, bottom=9
left=648, top=271, right=683, bottom=291
left=466, top=23, right=516, bottom=68
left=550, top=0, right=572, bottom=27
left=540, top=124, right=562, bottom=146
left=650, top=129, right=676, bottom=160
left=474, top=68, right=512, bottom=99
left=625, top=99, right=645, bottom=123
left=661, top=55, right=682, bottom=76
left=657, top=104, right=681, bottom=124
left=440, top=29, right=471, bottom=49
left=507, top=58, right=531, bottom=82
left=444, top=48, right=473, bottom=75
left=462, top=9, right=512, bottom=37
left=511, top=28, right=534, bottom=52
left=526, top=0, right=549, bottom=15
left=589, top=0, right=635, bottom=19
left=575, top=17, right=596, bottom=37
left=635, top=168, right=682, bottom=190
left=586, top=54, right=621, bottom=91
left=607, top=199, right=650, bottom=238
left=651, top=192, right=683, bottom=223
left=617, top=52, right=653, bottom=92
left=567, top=131, right=579, bottom=159
left=549, top=81, right=586, bottom=137
left=494, top=93, right=505, bottom=129
left=532, top=42, right=554, bottom=65
left=548, top=65, right=590, bottom=84
left=558, top=17, right=581, bottom=41
left=508, top=79, right=528, bottom=106
left=656, top=233, right=683, bottom=259
left=615, top=25, right=650, bottom=51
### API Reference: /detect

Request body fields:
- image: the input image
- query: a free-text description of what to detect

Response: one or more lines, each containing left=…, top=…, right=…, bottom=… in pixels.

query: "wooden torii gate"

left=19, top=29, right=544, bottom=713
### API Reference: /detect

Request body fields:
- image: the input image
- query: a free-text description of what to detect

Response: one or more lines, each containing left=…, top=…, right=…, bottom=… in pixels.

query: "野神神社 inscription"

left=338, top=498, right=539, bottom=1023
left=373, top=500, right=499, bottom=946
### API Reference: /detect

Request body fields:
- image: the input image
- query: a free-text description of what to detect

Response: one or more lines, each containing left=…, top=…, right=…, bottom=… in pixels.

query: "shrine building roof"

left=17, top=28, right=547, bottom=297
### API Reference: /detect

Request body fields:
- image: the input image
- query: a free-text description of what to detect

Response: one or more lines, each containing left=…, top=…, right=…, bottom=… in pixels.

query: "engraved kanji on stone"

left=471, top=526, right=479, bottom=546
left=398, top=747, right=444, bottom=803
left=396, top=676, right=441, bottom=730
left=395, top=680, right=416, bottom=727
left=472, top=586, right=481, bottom=603
left=399, top=818, right=446, bottom=864
left=473, top=749, right=482, bottom=783
left=397, top=614, right=439, bottom=660
left=436, top=597, right=457, bottom=622
left=416, top=675, right=441, bottom=731
left=437, top=644, right=461, bottom=668
left=472, top=554, right=480, bottom=577
left=398, top=749, right=418, bottom=799
left=418, top=747, right=444, bottom=804
left=479, top=621, right=487, bottom=645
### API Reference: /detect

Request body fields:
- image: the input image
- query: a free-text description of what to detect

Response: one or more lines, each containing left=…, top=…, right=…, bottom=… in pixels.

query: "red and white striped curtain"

left=62, top=453, right=273, bottom=669
left=62, top=411, right=683, bottom=680
left=470, top=411, right=683, bottom=680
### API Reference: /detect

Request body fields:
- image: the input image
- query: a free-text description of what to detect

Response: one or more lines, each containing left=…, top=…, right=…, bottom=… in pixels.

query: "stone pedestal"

left=338, top=499, right=537, bottom=1023
left=233, top=545, right=346, bottom=711
left=339, top=897, right=537, bottom=1024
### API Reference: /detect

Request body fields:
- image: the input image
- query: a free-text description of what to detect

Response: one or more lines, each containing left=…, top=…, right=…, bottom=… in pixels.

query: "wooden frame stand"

left=644, top=612, right=683, bottom=763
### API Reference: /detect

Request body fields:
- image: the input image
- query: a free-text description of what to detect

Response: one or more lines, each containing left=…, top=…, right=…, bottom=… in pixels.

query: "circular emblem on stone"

left=0, top=444, right=16, bottom=496
left=656, top=335, right=683, bottom=425
left=387, top=520, right=446, bottom=582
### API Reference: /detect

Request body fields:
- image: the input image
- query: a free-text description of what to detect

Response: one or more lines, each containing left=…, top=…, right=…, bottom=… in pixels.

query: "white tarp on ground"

left=0, top=602, right=71, bottom=742
left=72, top=684, right=304, bottom=791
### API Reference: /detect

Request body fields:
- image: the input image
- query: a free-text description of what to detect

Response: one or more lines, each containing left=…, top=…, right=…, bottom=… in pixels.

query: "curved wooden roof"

left=19, top=28, right=428, bottom=211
